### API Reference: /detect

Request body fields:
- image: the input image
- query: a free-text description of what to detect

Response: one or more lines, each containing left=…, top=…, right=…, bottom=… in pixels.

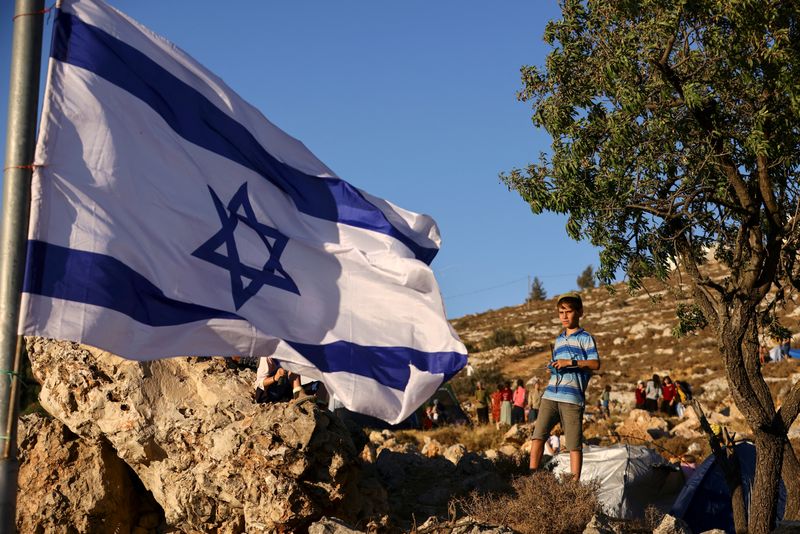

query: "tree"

left=576, top=265, right=595, bottom=290
left=502, top=2, right=800, bottom=532
left=528, top=276, right=547, bottom=301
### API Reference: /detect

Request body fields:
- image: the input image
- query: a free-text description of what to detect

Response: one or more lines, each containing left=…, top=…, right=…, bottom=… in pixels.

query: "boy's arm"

left=577, top=359, right=600, bottom=370
left=551, top=358, right=600, bottom=370
left=583, top=334, right=601, bottom=370
left=551, top=334, right=601, bottom=370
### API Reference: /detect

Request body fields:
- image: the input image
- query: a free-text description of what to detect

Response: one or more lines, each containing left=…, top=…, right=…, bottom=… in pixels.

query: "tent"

left=426, top=383, right=471, bottom=426
left=670, top=441, right=786, bottom=534
left=551, top=445, right=684, bottom=519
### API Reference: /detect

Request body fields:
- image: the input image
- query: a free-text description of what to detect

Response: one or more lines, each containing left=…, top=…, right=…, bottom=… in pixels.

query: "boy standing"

left=529, top=293, right=601, bottom=480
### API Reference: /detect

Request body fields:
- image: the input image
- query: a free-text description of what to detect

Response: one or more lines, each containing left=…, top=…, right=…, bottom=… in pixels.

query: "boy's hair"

left=556, top=292, right=583, bottom=311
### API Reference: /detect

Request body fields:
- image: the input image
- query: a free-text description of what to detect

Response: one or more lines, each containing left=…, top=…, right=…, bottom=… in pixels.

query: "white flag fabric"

left=20, top=0, right=467, bottom=424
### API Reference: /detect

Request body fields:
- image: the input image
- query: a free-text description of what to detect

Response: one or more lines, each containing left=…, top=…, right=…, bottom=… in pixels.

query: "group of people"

left=635, top=374, right=690, bottom=417
left=474, top=377, right=545, bottom=428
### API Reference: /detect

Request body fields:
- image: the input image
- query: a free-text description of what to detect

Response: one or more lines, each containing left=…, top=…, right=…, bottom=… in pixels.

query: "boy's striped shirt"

left=542, top=328, right=599, bottom=406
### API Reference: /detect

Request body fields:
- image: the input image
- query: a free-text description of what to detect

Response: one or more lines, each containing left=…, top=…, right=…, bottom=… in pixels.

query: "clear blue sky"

left=1, top=1, right=601, bottom=319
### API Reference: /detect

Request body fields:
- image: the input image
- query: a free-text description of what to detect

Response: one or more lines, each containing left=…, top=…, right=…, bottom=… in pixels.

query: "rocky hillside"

left=449, top=264, right=800, bottom=447
left=15, top=263, right=800, bottom=533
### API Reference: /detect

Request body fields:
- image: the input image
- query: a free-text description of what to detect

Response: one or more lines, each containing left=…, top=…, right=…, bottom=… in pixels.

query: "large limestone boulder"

left=653, top=514, right=691, bottom=534
left=415, top=515, right=516, bottom=533
left=25, top=338, right=386, bottom=533
left=421, top=437, right=444, bottom=458
left=374, top=447, right=509, bottom=529
left=16, top=413, right=163, bottom=534
left=670, top=417, right=703, bottom=439
left=614, top=409, right=669, bottom=442
left=443, top=443, right=467, bottom=465
left=502, top=423, right=530, bottom=444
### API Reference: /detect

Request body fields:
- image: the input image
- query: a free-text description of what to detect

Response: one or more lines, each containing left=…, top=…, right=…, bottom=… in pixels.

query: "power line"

left=444, top=277, right=528, bottom=299
left=443, top=272, right=583, bottom=300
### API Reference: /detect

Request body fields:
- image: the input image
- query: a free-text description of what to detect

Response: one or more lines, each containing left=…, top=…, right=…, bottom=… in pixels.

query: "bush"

left=482, top=328, right=524, bottom=351
left=449, top=364, right=506, bottom=399
left=397, top=424, right=506, bottom=453
left=455, top=472, right=600, bottom=534
left=462, top=340, right=480, bottom=354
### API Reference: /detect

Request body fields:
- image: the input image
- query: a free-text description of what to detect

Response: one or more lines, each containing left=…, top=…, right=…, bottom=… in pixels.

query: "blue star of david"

left=192, top=183, right=300, bottom=310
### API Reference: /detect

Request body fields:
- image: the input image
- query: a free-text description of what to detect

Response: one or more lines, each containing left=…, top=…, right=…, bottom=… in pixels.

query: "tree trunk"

left=749, top=431, right=784, bottom=533
left=782, top=441, right=800, bottom=519
left=692, top=399, right=748, bottom=533
left=717, top=306, right=781, bottom=534
left=723, top=441, right=748, bottom=534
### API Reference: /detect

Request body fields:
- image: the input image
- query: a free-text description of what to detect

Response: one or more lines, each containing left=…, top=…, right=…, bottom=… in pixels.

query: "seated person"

left=542, top=426, right=563, bottom=465
left=431, top=399, right=448, bottom=426
left=545, top=432, right=562, bottom=456
left=254, top=357, right=302, bottom=403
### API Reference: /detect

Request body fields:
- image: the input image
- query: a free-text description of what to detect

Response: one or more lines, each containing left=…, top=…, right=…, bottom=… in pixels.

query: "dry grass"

left=455, top=472, right=600, bottom=534
left=396, top=424, right=506, bottom=452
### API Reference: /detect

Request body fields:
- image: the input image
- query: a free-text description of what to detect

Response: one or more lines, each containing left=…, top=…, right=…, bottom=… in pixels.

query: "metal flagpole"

left=0, top=0, right=45, bottom=531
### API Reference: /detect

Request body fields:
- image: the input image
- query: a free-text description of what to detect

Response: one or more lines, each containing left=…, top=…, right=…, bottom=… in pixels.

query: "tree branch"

left=757, top=154, right=780, bottom=228
left=650, top=55, right=755, bottom=217
left=778, top=380, right=800, bottom=431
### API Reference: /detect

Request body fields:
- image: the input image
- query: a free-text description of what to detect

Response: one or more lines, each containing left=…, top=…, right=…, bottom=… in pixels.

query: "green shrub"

left=482, top=328, right=523, bottom=350
left=449, top=364, right=505, bottom=399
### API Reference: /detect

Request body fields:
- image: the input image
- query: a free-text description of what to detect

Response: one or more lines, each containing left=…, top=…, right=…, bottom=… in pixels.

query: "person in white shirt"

left=254, top=357, right=302, bottom=403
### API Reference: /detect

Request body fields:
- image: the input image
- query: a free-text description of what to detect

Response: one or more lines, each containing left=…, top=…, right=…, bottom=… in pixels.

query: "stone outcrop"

left=373, top=447, right=511, bottom=529
left=652, top=514, right=692, bottom=534
left=614, top=409, right=669, bottom=442
left=16, top=413, right=164, bottom=534
left=415, top=515, right=516, bottom=533
left=502, top=423, right=530, bottom=444
left=25, top=338, right=387, bottom=533
left=308, top=516, right=368, bottom=533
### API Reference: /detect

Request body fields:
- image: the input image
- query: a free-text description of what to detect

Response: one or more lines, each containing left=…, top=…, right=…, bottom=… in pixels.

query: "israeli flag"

left=20, top=0, right=467, bottom=424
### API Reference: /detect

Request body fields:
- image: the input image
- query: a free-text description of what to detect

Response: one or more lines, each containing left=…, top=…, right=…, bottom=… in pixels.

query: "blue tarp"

left=670, top=441, right=785, bottom=533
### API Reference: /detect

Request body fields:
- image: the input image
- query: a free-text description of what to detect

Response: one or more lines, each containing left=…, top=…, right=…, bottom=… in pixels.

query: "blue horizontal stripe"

left=545, top=384, right=584, bottom=396
left=23, top=240, right=465, bottom=389
left=553, top=346, right=579, bottom=358
left=288, top=340, right=467, bottom=391
left=544, top=383, right=586, bottom=405
left=553, top=346, right=598, bottom=359
left=23, top=240, right=241, bottom=326
left=50, top=10, right=437, bottom=264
